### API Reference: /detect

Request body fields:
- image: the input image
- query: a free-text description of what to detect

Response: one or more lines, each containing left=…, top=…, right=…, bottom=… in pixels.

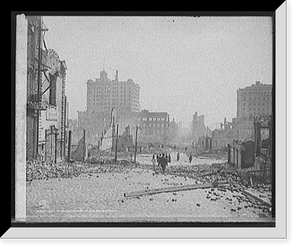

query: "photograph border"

left=5, top=3, right=286, bottom=240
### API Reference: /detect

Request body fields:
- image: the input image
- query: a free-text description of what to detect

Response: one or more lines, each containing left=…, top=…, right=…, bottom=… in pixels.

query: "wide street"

left=26, top=156, right=273, bottom=223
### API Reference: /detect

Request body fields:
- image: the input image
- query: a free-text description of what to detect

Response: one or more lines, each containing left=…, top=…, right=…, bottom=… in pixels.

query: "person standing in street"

left=152, top=154, right=156, bottom=172
left=177, top=152, right=180, bottom=161
left=157, top=154, right=161, bottom=167
left=168, top=154, right=171, bottom=163
left=160, top=153, right=168, bottom=174
left=189, top=155, right=193, bottom=163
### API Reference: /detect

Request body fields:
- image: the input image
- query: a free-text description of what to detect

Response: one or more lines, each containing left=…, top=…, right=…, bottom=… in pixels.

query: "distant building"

left=191, top=112, right=212, bottom=147
left=168, top=118, right=179, bottom=144
left=137, top=109, right=170, bottom=145
left=237, top=81, right=272, bottom=119
left=77, top=109, right=139, bottom=145
left=211, top=117, right=255, bottom=150
left=77, top=69, right=141, bottom=145
left=191, top=112, right=206, bottom=141
left=86, top=69, right=140, bottom=114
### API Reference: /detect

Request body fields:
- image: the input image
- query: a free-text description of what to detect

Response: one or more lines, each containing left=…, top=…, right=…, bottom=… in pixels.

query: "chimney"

left=115, top=70, right=118, bottom=82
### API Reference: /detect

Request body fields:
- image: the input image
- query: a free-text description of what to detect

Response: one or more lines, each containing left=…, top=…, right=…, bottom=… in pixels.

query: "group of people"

left=151, top=153, right=171, bottom=174
left=151, top=152, right=193, bottom=174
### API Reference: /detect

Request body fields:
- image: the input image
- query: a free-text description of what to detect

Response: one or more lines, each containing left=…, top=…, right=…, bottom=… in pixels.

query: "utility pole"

left=68, top=130, right=72, bottom=163
left=35, top=16, right=42, bottom=160
left=54, top=131, right=58, bottom=163
left=134, top=126, right=139, bottom=164
left=114, top=124, right=119, bottom=163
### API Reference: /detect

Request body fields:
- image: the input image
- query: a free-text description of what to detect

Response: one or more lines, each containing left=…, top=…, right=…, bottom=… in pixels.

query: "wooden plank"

left=124, top=181, right=229, bottom=198
left=242, top=189, right=272, bottom=208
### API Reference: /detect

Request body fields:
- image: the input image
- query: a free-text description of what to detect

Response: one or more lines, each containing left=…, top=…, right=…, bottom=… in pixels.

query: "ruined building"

left=25, top=16, right=68, bottom=162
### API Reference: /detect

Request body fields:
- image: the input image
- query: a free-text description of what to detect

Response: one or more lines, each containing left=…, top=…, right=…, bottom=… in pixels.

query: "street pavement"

left=26, top=161, right=273, bottom=223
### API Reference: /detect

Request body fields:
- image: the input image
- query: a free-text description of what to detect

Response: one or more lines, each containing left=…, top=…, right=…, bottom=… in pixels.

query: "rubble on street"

left=26, top=158, right=273, bottom=222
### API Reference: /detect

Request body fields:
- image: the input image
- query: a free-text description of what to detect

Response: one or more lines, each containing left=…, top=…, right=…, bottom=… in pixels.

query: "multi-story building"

left=77, top=69, right=141, bottom=145
left=237, top=81, right=272, bottom=119
left=137, top=110, right=170, bottom=145
left=25, top=16, right=68, bottom=162
left=86, top=69, right=140, bottom=114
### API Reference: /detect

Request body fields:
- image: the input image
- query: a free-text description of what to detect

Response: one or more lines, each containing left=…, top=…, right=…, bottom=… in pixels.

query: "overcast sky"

left=42, top=15, right=272, bottom=130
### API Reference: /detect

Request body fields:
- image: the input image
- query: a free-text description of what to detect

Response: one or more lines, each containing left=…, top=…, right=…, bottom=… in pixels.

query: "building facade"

left=26, top=16, right=43, bottom=160
left=26, top=16, right=68, bottom=162
left=137, top=110, right=170, bottom=145
left=77, top=69, right=141, bottom=145
left=86, top=69, right=140, bottom=114
left=38, top=49, right=68, bottom=162
left=237, top=81, right=272, bottom=119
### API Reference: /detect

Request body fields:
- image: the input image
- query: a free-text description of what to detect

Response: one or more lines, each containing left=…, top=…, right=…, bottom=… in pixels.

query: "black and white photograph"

left=9, top=7, right=288, bottom=239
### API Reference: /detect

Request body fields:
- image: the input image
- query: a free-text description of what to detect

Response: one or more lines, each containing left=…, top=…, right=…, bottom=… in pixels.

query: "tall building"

left=86, top=69, right=140, bottom=114
left=237, top=81, right=272, bottom=119
left=78, top=69, right=141, bottom=145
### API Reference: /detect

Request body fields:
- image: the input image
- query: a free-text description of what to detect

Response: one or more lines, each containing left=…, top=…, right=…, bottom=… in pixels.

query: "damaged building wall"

left=25, top=16, right=67, bottom=162
left=117, top=125, right=134, bottom=150
left=71, top=130, right=87, bottom=161
left=38, top=49, right=67, bottom=162
left=228, top=140, right=255, bottom=169
left=26, top=16, right=42, bottom=160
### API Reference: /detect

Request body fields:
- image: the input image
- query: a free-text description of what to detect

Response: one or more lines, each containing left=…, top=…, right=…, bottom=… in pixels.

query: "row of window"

left=243, top=107, right=271, bottom=111
left=242, top=112, right=271, bottom=117
left=240, top=90, right=272, bottom=96
left=141, top=117, right=166, bottom=122
left=142, top=129, right=166, bottom=135
left=242, top=96, right=271, bottom=102
left=242, top=102, right=271, bottom=107
left=89, top=85, right=138, bottom=90
left=142, top=122, right=167, bottom=128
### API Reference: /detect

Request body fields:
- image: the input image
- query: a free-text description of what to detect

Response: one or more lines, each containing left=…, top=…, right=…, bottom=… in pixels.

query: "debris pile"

left=26, top=159, right=137, bottom=181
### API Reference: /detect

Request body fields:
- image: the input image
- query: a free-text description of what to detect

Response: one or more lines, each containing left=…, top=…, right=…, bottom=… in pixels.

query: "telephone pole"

left=114, top=124, right=119, bottom=163
left=35, top=16, right=42, bottom=160
left=134, top=126, right=142, bottom=164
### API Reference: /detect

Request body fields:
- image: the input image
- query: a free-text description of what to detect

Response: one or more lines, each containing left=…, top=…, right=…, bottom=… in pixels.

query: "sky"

left=42, top=15, right=272, bottom=130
